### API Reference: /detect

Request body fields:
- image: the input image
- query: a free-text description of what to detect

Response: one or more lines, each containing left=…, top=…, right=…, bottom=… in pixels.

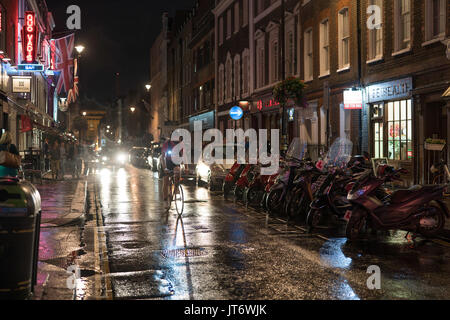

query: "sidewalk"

left=33, top=177, right=89, bottom=300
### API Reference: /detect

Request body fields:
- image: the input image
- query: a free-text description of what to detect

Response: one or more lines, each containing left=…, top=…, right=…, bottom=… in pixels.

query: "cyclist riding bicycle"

left=162, top=137, right=179, bottom=207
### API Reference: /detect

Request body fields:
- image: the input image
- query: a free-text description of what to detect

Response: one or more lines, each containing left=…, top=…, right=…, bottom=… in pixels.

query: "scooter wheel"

left=346, top=210, right=366, bottom=240
left=306, top=209, right=322, bottom=232
left=418, top=202, right=446, bottom=238
left=266, top=189, right=283, bottom=215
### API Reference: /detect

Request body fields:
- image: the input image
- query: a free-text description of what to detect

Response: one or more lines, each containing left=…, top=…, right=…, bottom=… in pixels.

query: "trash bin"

left=0, top=178, right=41, bottom=300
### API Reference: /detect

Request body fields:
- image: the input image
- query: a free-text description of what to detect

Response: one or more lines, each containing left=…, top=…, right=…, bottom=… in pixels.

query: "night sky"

left=46, top=0, right=195, bottom=105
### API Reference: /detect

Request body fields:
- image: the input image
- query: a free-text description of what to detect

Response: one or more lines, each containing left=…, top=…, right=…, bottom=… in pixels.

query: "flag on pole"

left=53, top=34, right=75, bottom=95
left=67, top=58, right=79, bottom=104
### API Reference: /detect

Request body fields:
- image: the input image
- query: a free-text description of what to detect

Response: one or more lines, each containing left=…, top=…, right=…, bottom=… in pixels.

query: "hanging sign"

left=21, top=12, right=38, bottom=64
left=230, top=106, right=244, bottom=120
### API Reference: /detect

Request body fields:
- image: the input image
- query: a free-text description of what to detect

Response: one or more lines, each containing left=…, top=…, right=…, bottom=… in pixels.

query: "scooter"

left=243, top=164, right=274, bottom=209
left=233, top=164, right=257, bottom=202
left=223, top=162, right=246, bottom=200
left=345, top=165, right=449, bottom=240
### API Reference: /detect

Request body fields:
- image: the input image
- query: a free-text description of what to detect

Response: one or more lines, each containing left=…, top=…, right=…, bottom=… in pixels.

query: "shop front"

left=366, top=77, right=414, bottom=182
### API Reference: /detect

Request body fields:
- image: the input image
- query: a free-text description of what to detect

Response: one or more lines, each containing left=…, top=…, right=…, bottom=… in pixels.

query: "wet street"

left=94, top=165, right=450, bottom=300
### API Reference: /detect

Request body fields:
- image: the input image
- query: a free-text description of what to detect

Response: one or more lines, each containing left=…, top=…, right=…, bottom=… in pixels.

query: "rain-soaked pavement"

left=94, top=165, right=450, bottom=300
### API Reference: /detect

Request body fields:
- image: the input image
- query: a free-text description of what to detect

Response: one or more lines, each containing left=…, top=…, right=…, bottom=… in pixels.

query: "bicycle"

left=431, top=159, right=450, bottom=197
left=166, top=168, right=185, bottom=216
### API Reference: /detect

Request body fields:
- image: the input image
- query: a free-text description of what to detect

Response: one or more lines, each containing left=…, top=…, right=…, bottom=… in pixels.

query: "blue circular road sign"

left=230, top=106, right=244, bottom=120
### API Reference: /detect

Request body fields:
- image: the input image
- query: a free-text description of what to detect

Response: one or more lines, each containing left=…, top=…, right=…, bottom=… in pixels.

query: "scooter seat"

left=390, top=185, right=441, bottom=204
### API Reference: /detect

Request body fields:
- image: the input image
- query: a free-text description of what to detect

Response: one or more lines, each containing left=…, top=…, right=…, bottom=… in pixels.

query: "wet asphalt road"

left=95, top=165, right=450, bottom=300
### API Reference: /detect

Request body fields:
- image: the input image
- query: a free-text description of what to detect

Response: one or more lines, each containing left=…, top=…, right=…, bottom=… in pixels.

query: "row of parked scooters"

left=222, top=138, right=449, bottom=240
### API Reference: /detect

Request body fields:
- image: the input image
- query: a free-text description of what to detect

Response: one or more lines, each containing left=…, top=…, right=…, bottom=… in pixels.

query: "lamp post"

left=280, top=0, right=288, bottom=154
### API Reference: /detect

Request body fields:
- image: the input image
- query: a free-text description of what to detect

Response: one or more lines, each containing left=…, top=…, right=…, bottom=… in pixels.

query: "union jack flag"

left=53, top=34, right=75, bottom=95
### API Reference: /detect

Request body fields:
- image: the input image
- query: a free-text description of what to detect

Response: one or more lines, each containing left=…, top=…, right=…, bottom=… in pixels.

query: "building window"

left=304, top=28, right=313, bottom=81
left=0, top=4, right=6, bottom=52
left=256, top=39, right=265, bottom=88
left=234, top=55, right=241, bottom=99
left=320, top=19, right=330, bottom=76
left=270, top=41, right=279, bottom=84
left=394, top=0, right=411, bottom=52
left=387, top=100, right=412, bottom=161
left=368, top=0, right=383, bottom=60
left=338, top=8, right=350, bottom=70
left=219, top=17, right=224, bottom=45
left=286, top=30, right=295, bottom=77
left=227, top=9, right=232, bottom=39
left=242, top=49, right=249, bottom=96
left=234, top=2, right=240, bottom=34
left=243, top=0, right=249, bottom=27
left=218, top=64, right=224, bottom=104
left=425, top=0, right=446, bottom=41
left=226, top=55, right=232, bottom=101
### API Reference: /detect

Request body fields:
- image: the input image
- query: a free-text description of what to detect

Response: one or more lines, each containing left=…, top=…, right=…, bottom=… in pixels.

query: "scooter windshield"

left=286, top=137, right=307, bottom=162
left=324, top=137, right=353, bottom=168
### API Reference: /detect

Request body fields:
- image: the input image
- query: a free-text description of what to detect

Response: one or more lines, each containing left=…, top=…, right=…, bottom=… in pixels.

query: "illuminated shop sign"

left=367, top=78, right=413, bottom=103
left=257, top=99, right=280, bottom=111
left=343, top=90, right=363, bottom=110
left=18, top=64, right=44, bottom=72
left=22, top=12, right=37, bottom=63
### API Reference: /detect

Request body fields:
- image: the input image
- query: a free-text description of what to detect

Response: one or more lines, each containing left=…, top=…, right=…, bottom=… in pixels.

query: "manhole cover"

left=161, top=248, right=207, bottom=259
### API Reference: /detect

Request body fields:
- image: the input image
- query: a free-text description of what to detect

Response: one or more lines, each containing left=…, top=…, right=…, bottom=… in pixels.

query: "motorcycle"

left=345, top=165, right=449, bottom=240
left=243, top=164, right=275, bottom=208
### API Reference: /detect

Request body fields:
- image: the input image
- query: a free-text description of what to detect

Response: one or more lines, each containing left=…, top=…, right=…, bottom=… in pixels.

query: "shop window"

left=387, top=100, right=412, bottom=161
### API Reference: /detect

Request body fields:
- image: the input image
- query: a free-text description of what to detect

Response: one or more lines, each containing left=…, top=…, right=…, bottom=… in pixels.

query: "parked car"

left=197, top=145, right=243, bottom=191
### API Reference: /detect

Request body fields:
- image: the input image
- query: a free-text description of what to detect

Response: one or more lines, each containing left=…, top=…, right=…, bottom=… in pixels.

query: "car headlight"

left=116, top=153, right=127, bottom=163
left=197, top=163, right=210, bottom=177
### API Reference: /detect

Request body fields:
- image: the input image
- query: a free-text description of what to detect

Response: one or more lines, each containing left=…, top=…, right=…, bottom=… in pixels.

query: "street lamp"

left=130, top=106, right=136, bottom=113
left=75, top=45, right=85, bottom=54
left=145, top=84, right=151, bottom=91
left=82, top=112, right=87, bottom=117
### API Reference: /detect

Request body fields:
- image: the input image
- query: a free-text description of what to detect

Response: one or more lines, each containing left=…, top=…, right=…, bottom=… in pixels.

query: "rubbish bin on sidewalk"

left=0, top=178, right=42, bottom=300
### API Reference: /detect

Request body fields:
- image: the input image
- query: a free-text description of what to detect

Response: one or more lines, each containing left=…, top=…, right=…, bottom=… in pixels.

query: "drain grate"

left=161, top=248, right=207, bottom=259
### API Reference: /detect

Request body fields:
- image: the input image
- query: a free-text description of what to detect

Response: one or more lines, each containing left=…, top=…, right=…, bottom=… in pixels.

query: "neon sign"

left=22, top=12, right=37, bottom=63
left=257, top=99, right=280, bottom=111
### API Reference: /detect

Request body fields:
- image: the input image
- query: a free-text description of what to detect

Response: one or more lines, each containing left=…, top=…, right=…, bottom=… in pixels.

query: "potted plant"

left=273, top=77, right=307, bottom=108
left=425, top=138, right=446, bottom=151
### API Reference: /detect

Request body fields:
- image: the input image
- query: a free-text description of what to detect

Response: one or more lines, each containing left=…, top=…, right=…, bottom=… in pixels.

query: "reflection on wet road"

left=95, top=166, right=450, bottom=300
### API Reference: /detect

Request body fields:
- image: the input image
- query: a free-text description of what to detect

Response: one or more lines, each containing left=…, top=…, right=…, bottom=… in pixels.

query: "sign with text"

left=12, top=76, right=31, bottom=93
left=22, top=11, right=38, bottom=63
left=344, top=90, right=363, bottom=110
left=367, top=78, right=413, bottom=103
left=189, top=111, right=215, bottom=131
left=18, top=64, right=44, bottom=72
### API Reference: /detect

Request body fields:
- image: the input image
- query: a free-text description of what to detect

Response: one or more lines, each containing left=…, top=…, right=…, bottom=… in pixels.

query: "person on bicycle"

left=161, top=137, right=178, bottom=206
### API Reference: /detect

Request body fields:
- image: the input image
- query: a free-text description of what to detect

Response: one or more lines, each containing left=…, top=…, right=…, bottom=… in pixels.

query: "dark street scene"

left=0, top=0, right=450, bottom=308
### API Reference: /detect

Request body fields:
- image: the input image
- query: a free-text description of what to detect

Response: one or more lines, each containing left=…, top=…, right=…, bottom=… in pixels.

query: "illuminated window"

left=304, top=28, right=313, bottom=81
left=394, top=0, right=411, bottom=52
left=387, top=100, right=412, bottom=161
left=320, top=19, right=330, bottom=75
left=368, top=0, right=383, bottom=59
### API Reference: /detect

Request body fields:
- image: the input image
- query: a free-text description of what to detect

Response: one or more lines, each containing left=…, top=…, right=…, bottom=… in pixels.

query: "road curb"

left=41, top=180, right=89, bottom=228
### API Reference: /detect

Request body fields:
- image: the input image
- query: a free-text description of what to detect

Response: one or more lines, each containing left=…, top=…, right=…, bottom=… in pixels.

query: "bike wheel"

left=174, top=184, right=185, bottom=216
left=287, top=190, right=305, bottom=220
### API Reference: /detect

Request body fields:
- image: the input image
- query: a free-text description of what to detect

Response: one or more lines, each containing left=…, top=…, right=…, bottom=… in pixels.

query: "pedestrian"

left=43, top=138, right=50, bottom=171
left=60, top=141, right=67, bottom=180
left=0, top=132, right=21, bottom=178
left=73, top=142, right=82, bottom=178
left=50, top=141, right=61, bottom=180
